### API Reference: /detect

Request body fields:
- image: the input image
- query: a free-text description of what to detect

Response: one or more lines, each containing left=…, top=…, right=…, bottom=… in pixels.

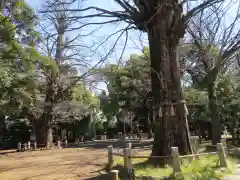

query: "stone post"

left=217, top=143, right=228, bottom=167
left=221, top=138, right=228, bottom=157
left=171, top=147, right=181, bottom=173
left=17, top=142, right=21, bottom=151
left=27, top=141, right=31, bottom=149
left=57, top=141, right=61, bottom=149
left=123, top=148, right=132, bottom=174
left=65, top=140, right=68, bottom=147
left=75, top=138, right=79, bottom=144
left=125, top=142, right=132, bottom=149
left=191, top=136, right=199, bottom=153
left=34, top=142, right=37, bottom=150
left=108, top=145, right=113, bottom=169
left=24, top=143, right=27, bottom=151
left=47, top=142, right=50, bottom=149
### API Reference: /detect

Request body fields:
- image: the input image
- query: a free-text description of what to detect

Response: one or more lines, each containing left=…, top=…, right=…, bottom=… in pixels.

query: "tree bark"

left=34, top=119, right=48, bottom=147
left=207, top=82, right=221, bottom=145
left=147, top=10, right=192, bottom=164
left=0, top=113, right=5, bottom=134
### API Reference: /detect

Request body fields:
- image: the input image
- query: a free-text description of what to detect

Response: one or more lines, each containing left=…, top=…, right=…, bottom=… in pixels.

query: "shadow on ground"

left=68, top=139, right=153, bottom=150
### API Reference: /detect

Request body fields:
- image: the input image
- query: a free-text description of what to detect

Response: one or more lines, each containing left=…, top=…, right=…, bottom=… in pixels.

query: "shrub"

left=0, top=120, right=31, bottom=149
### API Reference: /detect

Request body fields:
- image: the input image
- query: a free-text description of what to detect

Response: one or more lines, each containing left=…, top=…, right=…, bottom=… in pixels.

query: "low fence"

left=107, top=139, right=230, bottom=179
left=17, top=140, right=68, bottom=152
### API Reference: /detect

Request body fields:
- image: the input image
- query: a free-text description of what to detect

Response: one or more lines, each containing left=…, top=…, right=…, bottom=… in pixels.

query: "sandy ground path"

left=0, top=148, right=107, bottom=180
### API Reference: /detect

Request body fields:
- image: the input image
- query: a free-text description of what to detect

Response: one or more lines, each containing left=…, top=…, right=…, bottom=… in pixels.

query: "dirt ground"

left=0, top=148, right=107, bottom=180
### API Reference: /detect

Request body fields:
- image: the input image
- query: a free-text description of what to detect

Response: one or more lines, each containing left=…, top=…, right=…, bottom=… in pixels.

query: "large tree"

left=42, top=0, right=224, bottom=162
left=0, top=0, right=54, bottom=133
left=27, top=0, right=99, bottom=146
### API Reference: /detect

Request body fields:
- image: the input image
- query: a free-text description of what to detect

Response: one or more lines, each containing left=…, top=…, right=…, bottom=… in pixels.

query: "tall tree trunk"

left=33, top=75, right=55, bottom=147
left=147, top=12, right=192, bottom=164
left=34, top=119, right=48, bottom=147
left=207, top=82, right=221, bottom=145
left=0, top=113, right=5, bottom=134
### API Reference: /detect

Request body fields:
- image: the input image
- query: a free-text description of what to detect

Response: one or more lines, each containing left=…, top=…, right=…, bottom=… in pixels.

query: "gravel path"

left=0, top=148, right=107, bottom=180
left=224, top=164, right=240, bottom=180
left=224, top=148, right=240, bottom=180
left=224, top=165, right=240, bottom=180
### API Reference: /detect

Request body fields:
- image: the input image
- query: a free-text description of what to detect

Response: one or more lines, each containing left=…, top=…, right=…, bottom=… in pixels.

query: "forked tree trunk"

left=207, top=82, right=221, bottom=145
left=147, top=10, right=192, bottom=164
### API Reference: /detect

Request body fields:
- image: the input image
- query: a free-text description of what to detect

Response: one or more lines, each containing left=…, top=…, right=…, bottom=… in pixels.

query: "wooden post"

left=57, top=141, right=61, bottom=149
left=65, top=140, right=68, bottom=147
left=108, top=145, right=114, bottom=169
left=221, top=138, right=228, bottom=157
left=171, top=147, right=181, bottom=173
left=109, top=170, right=119, bottom=180
left=217, top=143, right=228, bottom=167
left=17, top=142, right=21, bottom=151
left=34, top=142, right=37, bottom=150
left=27, top=141, right=31, bottom=149
left=123, top=148, right=132, bottom=174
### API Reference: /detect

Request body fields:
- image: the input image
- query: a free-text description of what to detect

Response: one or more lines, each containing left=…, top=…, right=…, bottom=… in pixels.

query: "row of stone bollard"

left=17, top=140, right=68, bottom=152
left=55, top=140, right=68, bottom=149
left=17, top=142, right=37, bottom=151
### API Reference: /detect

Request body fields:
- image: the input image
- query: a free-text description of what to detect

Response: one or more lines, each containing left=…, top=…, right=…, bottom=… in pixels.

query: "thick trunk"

left=33, top=119, right=48, bottom=147
left=0, top=113, right=5, bottom=134
left=31, top=76, right=55, bottom=147
left=207, top=82, right=221, bottom=145
left=147, top=12, right=191, bottom=164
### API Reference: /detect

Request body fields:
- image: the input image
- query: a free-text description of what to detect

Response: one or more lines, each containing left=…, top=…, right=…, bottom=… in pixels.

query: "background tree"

left=26, top=0, right=99, bottom=146
left=95, top=47, right=152, bottom=137
left=184, top=2, right=240, bottom=144
left=0, top=0, right=55, bottom=135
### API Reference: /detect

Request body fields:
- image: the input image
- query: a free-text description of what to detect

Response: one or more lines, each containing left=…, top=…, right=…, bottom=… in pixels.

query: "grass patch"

left=112, top=154, right=236, bottom=180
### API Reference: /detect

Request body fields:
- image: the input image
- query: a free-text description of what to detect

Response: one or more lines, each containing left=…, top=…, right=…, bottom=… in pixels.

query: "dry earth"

left=0, top=148, right=107, bottom=180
